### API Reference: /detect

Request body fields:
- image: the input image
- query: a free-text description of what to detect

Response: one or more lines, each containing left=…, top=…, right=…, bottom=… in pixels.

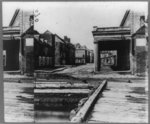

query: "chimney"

left=140, top=16, right=145, bottom=27
left=93, top=26, right=98, bottom=31
left=64, top=36, right=70, bottom=43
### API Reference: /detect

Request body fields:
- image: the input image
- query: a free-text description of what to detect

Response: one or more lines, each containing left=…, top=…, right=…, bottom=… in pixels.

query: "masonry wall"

left=134, top=37, right=148, bottom=76
left=39, top=32, right=55, bottom=68
left=136, top=46, right=147, bottom=75
left=10, top=10, right=33, bottom=34
left=65, top=43, right=75, bottom=65
left=122, top=11, right=145, bottom=34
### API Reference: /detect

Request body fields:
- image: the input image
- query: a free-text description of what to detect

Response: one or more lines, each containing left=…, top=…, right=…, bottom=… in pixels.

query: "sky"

left=2, top=2, right=148, bottom=50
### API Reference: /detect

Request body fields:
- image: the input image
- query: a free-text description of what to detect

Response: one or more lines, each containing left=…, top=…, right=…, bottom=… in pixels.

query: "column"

left=129, top=39, right=133, bottom=74
left=19, top=37, right=23, bottom=74
left=94, top=43, right=100, bottom=72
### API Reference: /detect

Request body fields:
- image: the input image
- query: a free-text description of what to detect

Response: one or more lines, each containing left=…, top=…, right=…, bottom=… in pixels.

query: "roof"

left=40, top=30, right=53, bottom=38
left=9, top=9, right=20, bottom=27
left=54, top=34, right=65, bottom=43
left=92, top=27, right=131, bottom=36
left=44, top=30, right=53, bottom=35
left=120, top=10, right=130, bottom=27
left=3, top=26, right=20, bottom=40
left=3, top=26, right=20, bottom=35
left=21, top=26, right=39, bottom=37
left=132, top=25, right=147, bottom=37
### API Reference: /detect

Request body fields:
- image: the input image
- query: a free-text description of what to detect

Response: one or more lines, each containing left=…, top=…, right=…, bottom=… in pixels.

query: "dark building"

left=64, top=36, right=75, bottom=65
left=3, top=9, right=55, bottom=74
left=3, top=9, right=33, bottom=72
left=39, top=30, right=55, bottom=68
left=54, top=34, right=66, bottom=66
left=3, top=9, right=79, bottom=74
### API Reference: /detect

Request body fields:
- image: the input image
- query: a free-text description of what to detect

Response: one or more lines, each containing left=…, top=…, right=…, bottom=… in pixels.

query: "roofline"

left=43, top=30, right=54, bottom=35
left=9, top=9, right=20, bottom=27
left=54, top=34, right=65, bottom=42
left=92, top=26, right=131, bottom=36
left=120, top=10, right=130, bottom=27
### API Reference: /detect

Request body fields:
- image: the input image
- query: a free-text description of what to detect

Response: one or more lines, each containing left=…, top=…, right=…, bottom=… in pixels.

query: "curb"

left=35, top=67, right=67, bottom=74
left=71, top=80, right=107, bottom=123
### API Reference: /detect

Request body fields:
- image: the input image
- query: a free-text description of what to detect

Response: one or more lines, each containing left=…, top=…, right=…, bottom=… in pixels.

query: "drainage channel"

left=34, top=80, right=107, bottom=122
left=34, top=80, right=98, bottom=122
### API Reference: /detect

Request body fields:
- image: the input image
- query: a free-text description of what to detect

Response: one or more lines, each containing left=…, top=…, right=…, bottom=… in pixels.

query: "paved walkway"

left=88, top=79, right=148, bottom=123
left=4, top=82, right=34, bottom=122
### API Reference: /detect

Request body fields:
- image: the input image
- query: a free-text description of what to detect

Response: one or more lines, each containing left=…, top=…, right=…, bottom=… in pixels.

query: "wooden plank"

left=35, top=83, right=90, bottom=89
left=35, top=81, right=68, bottom=84
left=34, top=89, right=90, bottom=94
left=71, top=80, right=107, bottom=122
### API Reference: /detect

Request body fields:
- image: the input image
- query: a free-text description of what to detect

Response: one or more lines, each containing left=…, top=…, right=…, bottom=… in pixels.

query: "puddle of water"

left=34, top=93, right=88, bottom=122
left=35, top=110, right=70, bottom=122
left=4, top=82, right=34, bottom=122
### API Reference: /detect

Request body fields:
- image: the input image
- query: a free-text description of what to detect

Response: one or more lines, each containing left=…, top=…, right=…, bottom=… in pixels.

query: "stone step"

left=35, top=83, right=92, bottom=89
left=34, top=89, right=91, bottom=94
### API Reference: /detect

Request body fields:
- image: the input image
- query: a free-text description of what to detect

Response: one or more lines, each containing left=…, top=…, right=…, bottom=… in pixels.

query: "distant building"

left=75, top=43, right=87, bottom=64
left=75, top=43, right=94, bottom=65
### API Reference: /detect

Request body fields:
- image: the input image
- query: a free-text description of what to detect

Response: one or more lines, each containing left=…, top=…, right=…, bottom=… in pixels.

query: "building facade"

left=75, top=43, right=94, bottom=65
left=92, top=10, right=148, bottom=75
left=3, top=9, right=34, bottom=72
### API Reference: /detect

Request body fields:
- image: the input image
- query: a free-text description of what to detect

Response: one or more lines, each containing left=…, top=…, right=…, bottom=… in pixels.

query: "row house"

left=40, top=31, right=75, bottom=66
left=3, top=9, right=75, bottom=74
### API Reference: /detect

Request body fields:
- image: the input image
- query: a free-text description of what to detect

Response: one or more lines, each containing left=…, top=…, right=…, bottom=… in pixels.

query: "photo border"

left=0, top=0, right=149, bottom=124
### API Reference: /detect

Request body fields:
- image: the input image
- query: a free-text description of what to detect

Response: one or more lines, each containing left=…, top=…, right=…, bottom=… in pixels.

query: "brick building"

left=40, top=31, right=75, bottom=67
left=120, top=10, right=148, bottom=75
left=64, top=36, right=75, bottom=65
left=3, top=9, right=34, bottom=72
left=54, top=34, right=66, bottom=66
left=92, top=10, right=148, bottom=75
left=39, top=30, right=55, bottom=68
left=3, top=9, right=55, bottom=74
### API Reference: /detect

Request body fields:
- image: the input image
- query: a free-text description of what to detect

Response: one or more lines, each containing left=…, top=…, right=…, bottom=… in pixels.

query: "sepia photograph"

left=2, top=1, right=149, bottom=123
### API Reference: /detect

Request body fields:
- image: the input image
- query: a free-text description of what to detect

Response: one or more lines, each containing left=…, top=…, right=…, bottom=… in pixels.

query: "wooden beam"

left=71, top=80, right=107, bottom=122
left=35, top=83, right=91, bottom=89
left=34, top=89, right=90, bottom=94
